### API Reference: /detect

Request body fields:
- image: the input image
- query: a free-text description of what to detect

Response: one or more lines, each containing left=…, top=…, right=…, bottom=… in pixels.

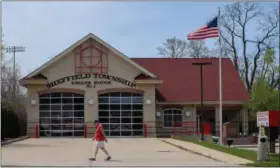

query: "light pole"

left=192, top=62, right=212, bottom=141
left=5, top=46, right=25, bottom=109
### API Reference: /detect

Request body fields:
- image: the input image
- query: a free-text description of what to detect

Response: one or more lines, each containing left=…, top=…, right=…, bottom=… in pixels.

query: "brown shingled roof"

left=132, top=57, right=249, bottom=102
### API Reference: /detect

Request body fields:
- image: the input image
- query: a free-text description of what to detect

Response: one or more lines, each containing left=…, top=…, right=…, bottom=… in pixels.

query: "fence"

left=31, top=121, right=213, bottom=138
left=25, top=120, right=279, bottom=143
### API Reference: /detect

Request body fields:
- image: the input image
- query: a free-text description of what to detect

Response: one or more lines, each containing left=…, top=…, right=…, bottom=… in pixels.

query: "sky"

left=2, top=1, right=277, bottom=77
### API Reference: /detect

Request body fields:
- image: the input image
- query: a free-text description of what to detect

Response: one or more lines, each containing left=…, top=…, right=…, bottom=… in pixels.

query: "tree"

left=220, top=1, right=279, bottom=92
left=258, top=48, right=279, bottom=89
left=157, top=37, right=216, bottom=58
left=157, top=37, right=188, bottom=58
left=247, top=78, right=278, bottom=117
left=187, top=40, right=211, bottom=58
left=1, top=35, right=27, bottom=139
left=2, top=106, right=21, bottom=140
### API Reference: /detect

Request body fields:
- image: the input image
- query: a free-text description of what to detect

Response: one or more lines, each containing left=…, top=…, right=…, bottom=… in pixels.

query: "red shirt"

left=94, top=123, right=105, bottom=141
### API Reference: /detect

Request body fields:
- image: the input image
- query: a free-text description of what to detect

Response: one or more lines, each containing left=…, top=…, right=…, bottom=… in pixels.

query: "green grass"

left=174, top=137, right=280, bottom=167
left=246, top=155, right=280, bottom=167
left=175, top=137, right=257, bottom=161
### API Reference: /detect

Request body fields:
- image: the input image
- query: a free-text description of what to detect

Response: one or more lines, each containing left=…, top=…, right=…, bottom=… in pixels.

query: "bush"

left=247, top=78, right=279, bottom=119
left=1, top=106, right=21, bottom=140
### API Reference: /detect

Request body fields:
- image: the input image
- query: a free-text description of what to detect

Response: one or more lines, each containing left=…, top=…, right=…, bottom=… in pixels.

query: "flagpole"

left=278, top=1, right=280, bottom=166
left=218, top=7, right=223, bottom=146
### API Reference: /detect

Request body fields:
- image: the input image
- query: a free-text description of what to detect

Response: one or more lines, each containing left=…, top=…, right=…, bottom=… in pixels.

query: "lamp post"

left=5, top=46, right=25, bottom=109
left=192, top=62, right=212, bottom=141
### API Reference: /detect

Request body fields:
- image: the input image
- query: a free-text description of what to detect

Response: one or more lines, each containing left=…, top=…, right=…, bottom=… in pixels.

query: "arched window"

left=163, top=108, right=183, bottom=127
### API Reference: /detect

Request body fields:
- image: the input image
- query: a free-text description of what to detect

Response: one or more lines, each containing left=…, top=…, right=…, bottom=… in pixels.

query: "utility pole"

left=5, top=46, right=25, bottom=110
left=192, top=62, right=212, bottom=141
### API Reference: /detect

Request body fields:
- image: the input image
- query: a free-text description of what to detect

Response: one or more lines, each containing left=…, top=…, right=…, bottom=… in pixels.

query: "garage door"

left=98, top=92, right=143, bottom=136
left=39, top=92, right=84, bottom=137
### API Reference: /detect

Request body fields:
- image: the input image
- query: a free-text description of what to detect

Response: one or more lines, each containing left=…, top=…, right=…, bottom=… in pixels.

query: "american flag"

left=187, top=16, right=219, bottom=40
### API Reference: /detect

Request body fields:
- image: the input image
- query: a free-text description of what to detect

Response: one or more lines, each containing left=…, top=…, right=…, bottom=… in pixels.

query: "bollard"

left=257, top=126, right=268, bottom=161
left=144, top=123, right=147, bottom=137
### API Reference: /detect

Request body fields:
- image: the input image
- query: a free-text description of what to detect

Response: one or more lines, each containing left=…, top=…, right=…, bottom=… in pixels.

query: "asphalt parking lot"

left=1, top=138, right=231, bottom=168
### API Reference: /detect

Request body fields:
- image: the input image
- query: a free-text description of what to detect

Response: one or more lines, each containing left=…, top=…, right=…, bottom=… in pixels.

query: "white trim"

left=26, top=33, right=157, bottom=78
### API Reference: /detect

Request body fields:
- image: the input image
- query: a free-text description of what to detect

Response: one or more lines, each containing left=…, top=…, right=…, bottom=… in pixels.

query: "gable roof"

left=132, top=57, right=249, bottom=102
left=25, top=33, right=157, bottom=78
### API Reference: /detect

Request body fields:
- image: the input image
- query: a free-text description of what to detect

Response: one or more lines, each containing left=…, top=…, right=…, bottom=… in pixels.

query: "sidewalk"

left=161, top=138, right=254, bottom=165
left=233, top=143, right=279, bottom=148
left=233, top=144, right=280, bottom=154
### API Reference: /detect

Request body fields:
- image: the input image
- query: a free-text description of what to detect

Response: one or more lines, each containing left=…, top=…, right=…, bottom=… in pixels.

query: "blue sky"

left=2, top=1, right=277, bottom=77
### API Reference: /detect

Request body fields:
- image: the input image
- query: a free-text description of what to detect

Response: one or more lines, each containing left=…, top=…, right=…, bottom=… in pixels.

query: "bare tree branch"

left=220, top=1, right=278, bottom=92
left=157, top=37, right=188, bottom=58
left=187, top=40, right=211, bottom=58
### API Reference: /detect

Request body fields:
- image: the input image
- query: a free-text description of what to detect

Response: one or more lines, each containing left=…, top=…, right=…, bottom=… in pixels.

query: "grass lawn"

left=174, top=137, right=280, bottom=167
left=246, top=154, right=280, bottom=167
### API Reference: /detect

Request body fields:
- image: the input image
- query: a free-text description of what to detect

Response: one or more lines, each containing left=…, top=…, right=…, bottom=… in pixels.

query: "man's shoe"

left=89, top=157, right=96, bottom=161
left=105, top=156, right=111, bottom=161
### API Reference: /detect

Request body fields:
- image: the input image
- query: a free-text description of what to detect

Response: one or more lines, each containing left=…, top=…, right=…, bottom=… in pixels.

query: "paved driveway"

left=1, top=138, right=231, bottom=167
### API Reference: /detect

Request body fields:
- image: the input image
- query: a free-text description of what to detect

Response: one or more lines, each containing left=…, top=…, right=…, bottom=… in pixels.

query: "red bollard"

left=144, top=123, right=147, bottom=137
left=203, top=122, right=211, bottom=135
left=84, top=125, right=87, bottom=138
left=35, top=125, right=39, bottom=138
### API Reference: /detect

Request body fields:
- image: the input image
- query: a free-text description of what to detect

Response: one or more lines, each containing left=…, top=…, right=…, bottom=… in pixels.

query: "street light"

left=5, top=46, right=25, bottom=108
left=192, top=62, right=212, bottom=141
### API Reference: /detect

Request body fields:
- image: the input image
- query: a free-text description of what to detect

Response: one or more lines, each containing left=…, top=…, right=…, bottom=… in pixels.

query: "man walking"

left=89, top=120, right=111, bottom=161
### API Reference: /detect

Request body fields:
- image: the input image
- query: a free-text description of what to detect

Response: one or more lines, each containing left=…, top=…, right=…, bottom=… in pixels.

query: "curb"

left=161, top=139, right=252, bottom=166
left=160, top=139, right=224, bottom=163
left=1, top=136, right=29, bottom=146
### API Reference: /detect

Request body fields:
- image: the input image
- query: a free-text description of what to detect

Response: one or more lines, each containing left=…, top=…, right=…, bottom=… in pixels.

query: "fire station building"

left=20, top=33, right=249, bottom=138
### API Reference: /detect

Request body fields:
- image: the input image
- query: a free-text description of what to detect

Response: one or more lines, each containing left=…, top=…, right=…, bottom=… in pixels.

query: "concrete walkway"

left=161, top=138, right=254, bottom=165
left=233, top=143, right=279, bottom=148
left=1, top=138, right=231, bottom=167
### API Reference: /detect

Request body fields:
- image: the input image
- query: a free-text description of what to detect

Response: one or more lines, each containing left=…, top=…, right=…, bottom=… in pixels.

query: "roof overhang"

left=19, top=78, right=47, bottom=86
left=24, top=33, right=157, bottom=79
left=135, top=79, right=163, bottom=85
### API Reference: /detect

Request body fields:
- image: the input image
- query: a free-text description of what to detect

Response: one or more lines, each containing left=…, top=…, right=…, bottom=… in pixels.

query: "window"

left=163, top=109, right=183, bottom=127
